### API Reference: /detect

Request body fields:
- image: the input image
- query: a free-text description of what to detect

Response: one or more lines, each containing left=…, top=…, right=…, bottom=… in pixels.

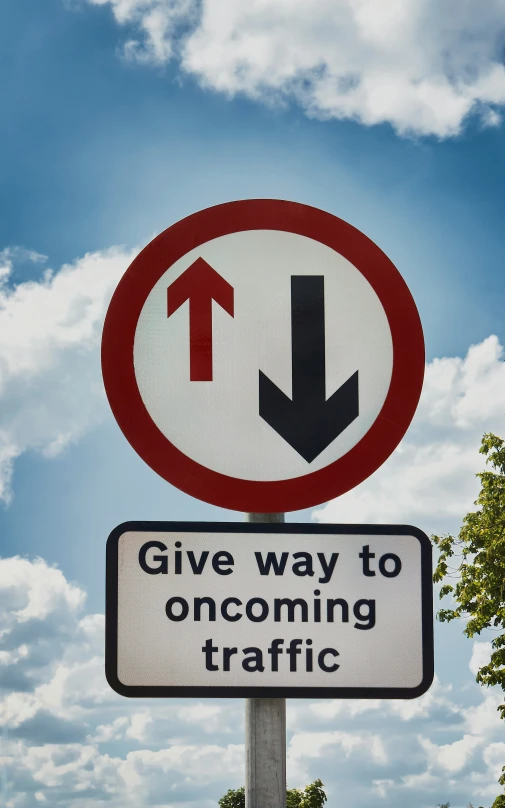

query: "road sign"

left=106, top=521, right=434, bottom=698
left=101, top=200, right=424, bottom=512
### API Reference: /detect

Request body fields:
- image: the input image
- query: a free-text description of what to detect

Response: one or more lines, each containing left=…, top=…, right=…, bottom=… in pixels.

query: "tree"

left=433, top=432, right=505, bottom=804
left=298, top=780, right=327, bottom=808
left=218, top=786, right=245, bottom=808
left=286, top=788, right=303, bottom=808
left=218, top=780, right=327, bottom=808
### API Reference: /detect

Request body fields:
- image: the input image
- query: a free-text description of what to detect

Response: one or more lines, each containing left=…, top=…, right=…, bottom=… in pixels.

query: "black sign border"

left=106, top=521, right=434, bottom=699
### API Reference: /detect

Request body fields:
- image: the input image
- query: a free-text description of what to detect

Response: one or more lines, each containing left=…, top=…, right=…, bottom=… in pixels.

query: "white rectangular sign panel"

left=106, top=522, right=433, bottom=698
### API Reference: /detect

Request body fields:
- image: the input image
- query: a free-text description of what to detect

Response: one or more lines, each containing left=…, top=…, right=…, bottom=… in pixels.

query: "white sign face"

left=106, top=523, right=434, bottom=698
left=134, top=230, right=393, bottom=481
left=102, top=200, right=425, bottom=512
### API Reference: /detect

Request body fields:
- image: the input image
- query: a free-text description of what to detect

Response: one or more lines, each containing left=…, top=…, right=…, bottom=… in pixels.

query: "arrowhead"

left=259, top=370, right=359, bottom=462
left=167, top=258, right=234, bottom=317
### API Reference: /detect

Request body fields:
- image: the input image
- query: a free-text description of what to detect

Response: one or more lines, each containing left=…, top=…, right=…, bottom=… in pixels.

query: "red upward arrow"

left=167, top=257, right=234, bottom=381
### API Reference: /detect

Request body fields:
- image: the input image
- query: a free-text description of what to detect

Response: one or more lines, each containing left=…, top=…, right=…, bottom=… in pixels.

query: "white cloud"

left=290, top=727, right=388, bottom=761
left=81, top=0, right=505, bottom=137
left=390, top=676, right=458, bottom=722
left=315, top=335, right=505, bottom=535
left=0, top=556, right=84, bottom=624
left=0, top=245, right=134, bottom=503
left=419, top=733, right=483, bottom=773
left=303, top=676, right=457, bottom=724
left=0, top=247, right=47, bottom=282
left=119, top=743, right=243, bottom=787
left=177, top=703, right=228, bottom=734
left=469, top=641, right=494, bottom=677
left=93, top=716, right=128, bottom=743
left=483, top=742, right=505, bottom=782
left=287, top=728, right=387, bottom=788
left=308, top=698, right=382, bottom=721
left=126, top=713, right=152, bottom=741
left=372, top=778, right=395, bottom=798
left=464, top=689, right=504, bottom=737
left=420, top=336, right=505, bottom=429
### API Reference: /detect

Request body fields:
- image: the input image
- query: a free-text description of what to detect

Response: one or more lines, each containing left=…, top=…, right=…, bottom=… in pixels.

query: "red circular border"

left=101, top=199, right=424, bottom=513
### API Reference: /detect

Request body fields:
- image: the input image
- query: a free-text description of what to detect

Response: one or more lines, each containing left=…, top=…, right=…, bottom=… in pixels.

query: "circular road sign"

left=101, top=199, right=424, bottom=513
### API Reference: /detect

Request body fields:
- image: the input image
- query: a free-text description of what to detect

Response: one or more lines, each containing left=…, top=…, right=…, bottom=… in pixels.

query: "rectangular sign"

left=106, top=522, right=434, bottom=699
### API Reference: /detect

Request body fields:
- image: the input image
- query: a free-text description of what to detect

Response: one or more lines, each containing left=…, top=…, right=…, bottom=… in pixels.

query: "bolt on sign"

left=101, top=199, right=424, bottom=513
left=106, top=522, right=434, bottom=698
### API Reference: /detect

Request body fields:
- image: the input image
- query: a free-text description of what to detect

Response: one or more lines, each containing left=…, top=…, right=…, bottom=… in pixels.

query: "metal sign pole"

left=245, top=512, right=286, bottom=808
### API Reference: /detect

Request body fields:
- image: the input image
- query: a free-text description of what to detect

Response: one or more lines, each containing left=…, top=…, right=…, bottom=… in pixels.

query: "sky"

left=1, top=0, right=505, bottom=806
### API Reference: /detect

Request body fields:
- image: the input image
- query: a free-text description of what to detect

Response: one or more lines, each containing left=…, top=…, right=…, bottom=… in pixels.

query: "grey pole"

left=245, top=512, right=286, bottom=808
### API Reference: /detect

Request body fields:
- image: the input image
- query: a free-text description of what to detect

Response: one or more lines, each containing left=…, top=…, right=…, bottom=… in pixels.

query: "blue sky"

left=1, top=1, right=505, bottom=806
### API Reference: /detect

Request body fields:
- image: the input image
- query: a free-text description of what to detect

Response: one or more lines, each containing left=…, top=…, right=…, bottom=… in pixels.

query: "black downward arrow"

left=259, top=276, right=359, bottom=463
